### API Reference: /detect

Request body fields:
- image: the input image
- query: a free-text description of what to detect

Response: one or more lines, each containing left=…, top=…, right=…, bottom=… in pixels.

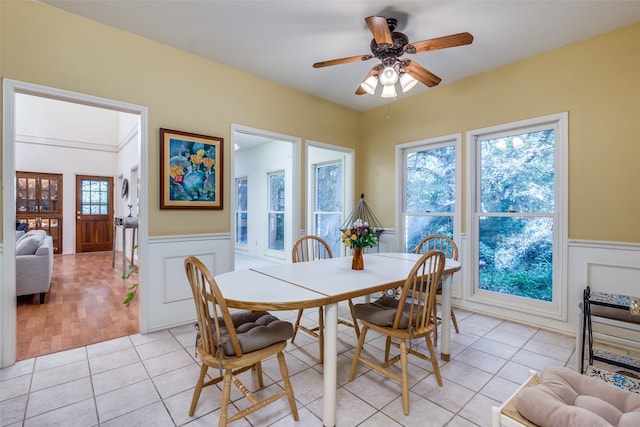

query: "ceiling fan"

left=313, top=16, right=473, bottom=98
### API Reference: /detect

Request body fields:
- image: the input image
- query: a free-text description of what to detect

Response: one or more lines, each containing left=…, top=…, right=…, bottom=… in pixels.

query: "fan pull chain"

left=386, top=101, right=391, bottom=121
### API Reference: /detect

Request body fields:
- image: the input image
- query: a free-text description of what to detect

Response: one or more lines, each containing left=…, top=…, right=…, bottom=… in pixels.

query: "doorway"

left=231, top=125, right=300, bottom=265
left=75, top=175, right=114, bottom=253
left=2, top=79, right=149, bottom=366
left=306, top=141, right=355, bottom=256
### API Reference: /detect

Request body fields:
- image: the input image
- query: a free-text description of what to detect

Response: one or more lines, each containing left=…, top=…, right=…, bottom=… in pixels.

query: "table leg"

left=122, top=226, right=127, bottom=276
left=322, top=302, right=338, bottom=427
left=111, top=222, right=117, bottom=268
left=130, top=227, right=136, bottom=269
left=440, top=274, right=452, bottom=361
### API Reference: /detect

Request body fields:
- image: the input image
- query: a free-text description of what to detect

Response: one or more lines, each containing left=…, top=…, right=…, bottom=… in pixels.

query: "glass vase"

left=352, top=247, right=364, bottom=270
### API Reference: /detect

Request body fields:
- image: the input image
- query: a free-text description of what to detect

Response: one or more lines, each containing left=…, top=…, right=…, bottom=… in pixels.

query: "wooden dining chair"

left=349, top=250, right=446, bottom=415
left=290, top=235, right=360, bottom=363
left=414, top=234, right=460, bottom=345
left=184, top=256, right=299, bottom=426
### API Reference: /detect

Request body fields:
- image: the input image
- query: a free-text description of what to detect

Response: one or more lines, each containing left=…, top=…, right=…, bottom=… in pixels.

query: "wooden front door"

left=76, top=175, right=114, bottom=253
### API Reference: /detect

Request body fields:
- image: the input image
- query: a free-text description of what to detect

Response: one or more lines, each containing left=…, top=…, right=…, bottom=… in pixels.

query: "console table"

left=581, top=286, right=640, bottom=373
left=112, top=216, right=138, bottom=276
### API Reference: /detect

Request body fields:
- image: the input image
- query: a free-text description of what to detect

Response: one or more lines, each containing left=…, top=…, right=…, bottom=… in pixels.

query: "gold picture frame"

left=160, top=128, right=223, bottom=209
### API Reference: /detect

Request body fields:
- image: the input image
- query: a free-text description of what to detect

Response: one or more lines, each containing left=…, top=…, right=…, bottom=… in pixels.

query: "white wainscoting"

left=3, top=234, right=638, bottom=367
left=456, top=239, right=640, bottom=336
left=145, top=233, right=232, bottom=332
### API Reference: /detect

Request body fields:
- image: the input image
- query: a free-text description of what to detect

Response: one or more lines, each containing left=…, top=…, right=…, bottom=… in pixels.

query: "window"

left=235, top=178, right=247, bottom=245
left=399, top=136, right=461, bottom=253
left=468, top=113, right=567, bottom=318
left=268, top=171, right=285, bottom=251
left=314, top=162, right=343, bottom=255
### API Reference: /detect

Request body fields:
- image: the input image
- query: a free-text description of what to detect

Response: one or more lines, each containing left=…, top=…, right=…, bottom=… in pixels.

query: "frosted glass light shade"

left=400, top=73, right=418, bottom=92
left=379, top=66, right=399, bottom=86
left=360, top=75, right=378, bottom=95
left=381, top=84, right=397, bottom=98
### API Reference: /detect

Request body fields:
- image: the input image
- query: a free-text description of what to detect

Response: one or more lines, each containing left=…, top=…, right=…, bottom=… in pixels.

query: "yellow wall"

left=2, top=1, right=639, bottom=243
left=359, top=23, right=640, bottom=243
left=0, top=1, right=359, bottom=237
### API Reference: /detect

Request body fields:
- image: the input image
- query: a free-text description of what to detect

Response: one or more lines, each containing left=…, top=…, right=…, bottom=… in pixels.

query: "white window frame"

left=395, top=134, right=462, bottom=296
left=466, top=112, right=568, bottom=320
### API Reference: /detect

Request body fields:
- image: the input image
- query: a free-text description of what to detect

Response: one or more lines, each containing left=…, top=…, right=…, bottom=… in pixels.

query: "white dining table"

left=215, top=252, right=460, bottom=427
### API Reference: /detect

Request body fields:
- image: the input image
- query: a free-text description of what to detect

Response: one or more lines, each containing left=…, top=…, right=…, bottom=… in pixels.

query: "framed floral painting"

left=160, top=128, right=223, bottom=209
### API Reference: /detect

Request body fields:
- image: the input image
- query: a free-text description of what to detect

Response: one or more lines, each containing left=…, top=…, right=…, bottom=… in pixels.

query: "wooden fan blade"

left=403, top=60, right=441, bottom=87
left=313, top=54, right=373, bottom=68
left=365, top=16, right=393, bottom=45
left=406, top=32, right=474, bottom=54
left=355, top=67, right=378, bottom=95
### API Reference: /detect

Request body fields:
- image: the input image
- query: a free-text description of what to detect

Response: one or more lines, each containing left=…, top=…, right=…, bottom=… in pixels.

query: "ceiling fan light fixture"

left=400, top=72, right=418, bottom=93
left=379, top=66, right=399, bottom=86
left=381, top=84, right=397, bottom=98
left=360, top=75, right=378, bottom=95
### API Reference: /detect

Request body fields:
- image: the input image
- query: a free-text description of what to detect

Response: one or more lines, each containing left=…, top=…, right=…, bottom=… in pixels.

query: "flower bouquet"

left=341, top=219, right=378, bottom=270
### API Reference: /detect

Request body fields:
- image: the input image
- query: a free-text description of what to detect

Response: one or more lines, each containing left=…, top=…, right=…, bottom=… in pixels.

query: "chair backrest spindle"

left=292, top=236, right=333, bottom=263
left=394, top=250, right=446, bottom=332
left=185, top=256, right=244, bottom=358
left=413, top=234, right=458, bottom=261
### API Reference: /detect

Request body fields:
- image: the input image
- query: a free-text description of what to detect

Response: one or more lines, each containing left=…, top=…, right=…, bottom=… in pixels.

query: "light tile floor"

left=0, top=304, right=578, bottom=427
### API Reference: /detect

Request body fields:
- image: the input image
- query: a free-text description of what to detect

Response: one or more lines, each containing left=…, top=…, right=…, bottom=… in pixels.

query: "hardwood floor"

left=16, top=251, right=139, bottom=360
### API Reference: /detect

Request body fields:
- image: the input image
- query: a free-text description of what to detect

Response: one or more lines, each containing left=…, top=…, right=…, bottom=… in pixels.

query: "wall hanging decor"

left=160, top=128, right=223, bottom=209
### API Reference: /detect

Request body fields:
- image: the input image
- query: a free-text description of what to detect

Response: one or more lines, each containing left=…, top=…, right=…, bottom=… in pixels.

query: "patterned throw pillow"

left=585, top=366, right=640, bottom=394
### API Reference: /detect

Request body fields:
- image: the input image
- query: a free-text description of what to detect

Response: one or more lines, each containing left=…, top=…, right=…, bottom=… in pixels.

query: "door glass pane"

left=81, top=179, right=110, bottom=216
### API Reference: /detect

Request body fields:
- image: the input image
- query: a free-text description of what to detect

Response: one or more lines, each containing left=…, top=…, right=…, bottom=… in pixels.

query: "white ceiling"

left=43, top=1, right=640, bottom=112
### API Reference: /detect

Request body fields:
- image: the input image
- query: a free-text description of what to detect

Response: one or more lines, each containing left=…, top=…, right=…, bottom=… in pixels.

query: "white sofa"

left=16, top=230, right=54, bottom=304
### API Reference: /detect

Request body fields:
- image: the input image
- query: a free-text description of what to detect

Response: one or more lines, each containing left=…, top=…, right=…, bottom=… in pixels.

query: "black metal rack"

left=581, top=286, right=640, bottom=374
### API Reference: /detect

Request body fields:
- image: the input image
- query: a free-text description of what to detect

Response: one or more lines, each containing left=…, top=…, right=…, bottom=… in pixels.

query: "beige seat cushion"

left=516, top=366, right=640, bottom=427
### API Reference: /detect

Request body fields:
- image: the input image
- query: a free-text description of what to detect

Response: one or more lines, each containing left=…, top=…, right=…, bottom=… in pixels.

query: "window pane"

left=236, top=179, right=247, bottom=211
left=315, top=212, right=342, bottom=255
left=479, top=216, right=553, bottom=301
left=404, top=215, right=453, bottom=252
left=268, top=213, right=284, bottom=250
left=316, top=164, right=342, bottom=212
left=480, top=130, right=555, bottom=213
left=236, top=212, right=247, bottom=245
left=406, top=146, right=455, bottom=213
left=269, top=173, right=284, bottom=211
